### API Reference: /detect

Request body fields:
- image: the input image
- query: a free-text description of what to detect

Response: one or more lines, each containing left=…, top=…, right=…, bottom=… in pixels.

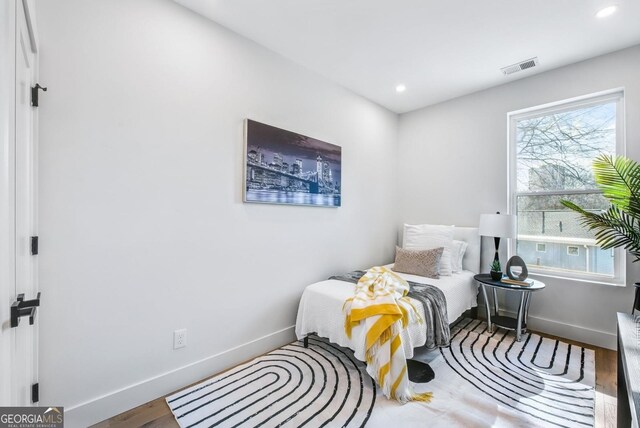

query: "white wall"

left=398, top=45, right=640, bottom=350
left=36, top=0, right=398, bottom=425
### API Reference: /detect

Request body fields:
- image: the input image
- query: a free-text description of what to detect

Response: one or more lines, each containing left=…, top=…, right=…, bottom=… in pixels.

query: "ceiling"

left=174, top=0, right=640, bottom=114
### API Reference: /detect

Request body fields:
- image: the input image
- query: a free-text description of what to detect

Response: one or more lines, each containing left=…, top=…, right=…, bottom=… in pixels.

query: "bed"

left=295, top=226, right=481, bottom=360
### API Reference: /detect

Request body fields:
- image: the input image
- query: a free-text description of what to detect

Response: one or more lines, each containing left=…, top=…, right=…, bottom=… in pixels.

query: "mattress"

left=295, top=265, right=477, bottom=360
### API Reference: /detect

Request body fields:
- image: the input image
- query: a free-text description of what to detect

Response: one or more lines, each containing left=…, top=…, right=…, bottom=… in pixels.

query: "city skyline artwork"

left=244, top=119, right=342, bottom=207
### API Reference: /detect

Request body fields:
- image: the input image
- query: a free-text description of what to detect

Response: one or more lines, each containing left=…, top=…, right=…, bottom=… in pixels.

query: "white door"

left=0, top=0, right=16, bottom=407
left=12, top=0, right=39, bottom=406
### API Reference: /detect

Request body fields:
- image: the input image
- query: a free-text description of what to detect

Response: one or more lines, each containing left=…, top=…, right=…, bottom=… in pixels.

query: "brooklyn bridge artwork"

left=244, top=119, right=341, bottom=207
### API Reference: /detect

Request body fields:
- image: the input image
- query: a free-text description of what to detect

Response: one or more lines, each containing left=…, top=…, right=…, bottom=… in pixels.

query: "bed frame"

left=302, top=308, right=478, bottom=349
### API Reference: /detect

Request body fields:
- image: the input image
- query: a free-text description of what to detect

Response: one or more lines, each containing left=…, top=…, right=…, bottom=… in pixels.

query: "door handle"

left=11, top=292, right=40, bottom=328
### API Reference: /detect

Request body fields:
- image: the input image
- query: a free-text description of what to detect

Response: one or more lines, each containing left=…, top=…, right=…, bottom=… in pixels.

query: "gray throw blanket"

left=329, top=270, right=450, bottom=350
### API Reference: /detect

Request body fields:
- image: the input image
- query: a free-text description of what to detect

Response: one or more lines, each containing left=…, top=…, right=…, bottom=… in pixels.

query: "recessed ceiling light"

left=596, top=5, right=618, bottom=18
left=396, top=84, right=406, bottom=93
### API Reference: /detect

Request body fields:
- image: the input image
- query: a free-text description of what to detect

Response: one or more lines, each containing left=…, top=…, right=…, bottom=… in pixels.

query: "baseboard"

left=526, top=315, right=617, bottom=350
left=65, top=325, right=296, bottom=428
left=477, top=306, right=616, bottom=350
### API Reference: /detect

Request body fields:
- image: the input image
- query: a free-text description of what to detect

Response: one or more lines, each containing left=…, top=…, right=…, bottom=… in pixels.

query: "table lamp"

left=479, top=212, right=517, bottom=267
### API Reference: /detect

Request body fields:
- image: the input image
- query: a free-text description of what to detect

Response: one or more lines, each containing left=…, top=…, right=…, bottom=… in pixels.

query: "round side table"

left=473, top=273, right=546, bottom=342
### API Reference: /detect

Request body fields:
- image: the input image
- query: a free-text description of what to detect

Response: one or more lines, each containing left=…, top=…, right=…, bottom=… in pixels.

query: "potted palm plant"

left=561, top=154, right=640, bottom=262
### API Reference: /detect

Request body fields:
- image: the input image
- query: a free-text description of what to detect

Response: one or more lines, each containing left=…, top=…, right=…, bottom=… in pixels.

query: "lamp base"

left=493, top=236, right=501, bottom=268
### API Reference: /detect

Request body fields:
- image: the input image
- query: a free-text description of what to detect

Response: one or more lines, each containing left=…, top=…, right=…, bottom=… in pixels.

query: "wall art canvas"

left=244, top=119, right=342, bottom=207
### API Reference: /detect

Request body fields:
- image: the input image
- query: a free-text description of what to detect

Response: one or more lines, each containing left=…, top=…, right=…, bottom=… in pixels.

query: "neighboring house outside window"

left=508, top=90, right=625, bottom=284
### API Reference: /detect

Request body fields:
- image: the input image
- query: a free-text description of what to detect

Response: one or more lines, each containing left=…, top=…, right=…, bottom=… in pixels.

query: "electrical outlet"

left=173, top=329, right=187, bottom=349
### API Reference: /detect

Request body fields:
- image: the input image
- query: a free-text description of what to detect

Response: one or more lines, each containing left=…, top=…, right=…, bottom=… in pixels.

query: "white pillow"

left=451, top=240, right=468, bottom=273
left=403, top=224, right=454, bottom=276
left=453, top=227, right=480, bottom=274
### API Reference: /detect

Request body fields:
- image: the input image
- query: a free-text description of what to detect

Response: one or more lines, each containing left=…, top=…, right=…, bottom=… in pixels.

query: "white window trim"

left=506, top=88, right=626, bottom=286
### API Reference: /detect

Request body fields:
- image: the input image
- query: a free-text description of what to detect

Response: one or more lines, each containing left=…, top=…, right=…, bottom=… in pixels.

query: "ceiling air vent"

left=501, top=57, right=539, bottom=75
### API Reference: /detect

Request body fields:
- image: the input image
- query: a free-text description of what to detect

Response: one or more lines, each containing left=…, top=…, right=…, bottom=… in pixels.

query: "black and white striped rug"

left=440, top=318, right=595, bottom=427
left=167, top=319, right=594, bottom=427
left=166, top=337, right=376, bottom=427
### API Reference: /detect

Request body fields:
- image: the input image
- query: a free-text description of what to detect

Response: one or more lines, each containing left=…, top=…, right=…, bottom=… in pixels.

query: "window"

left=508, top=90, right=625, bottom=284
left=567, top=246, right=580, bottom=256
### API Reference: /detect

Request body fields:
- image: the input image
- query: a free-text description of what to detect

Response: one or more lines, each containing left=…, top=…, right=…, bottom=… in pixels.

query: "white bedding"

left=295, top=265, right=478, bottom=360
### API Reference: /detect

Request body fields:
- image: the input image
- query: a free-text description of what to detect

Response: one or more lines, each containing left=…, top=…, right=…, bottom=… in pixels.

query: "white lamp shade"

left=479, top=213, right=517, bottom=238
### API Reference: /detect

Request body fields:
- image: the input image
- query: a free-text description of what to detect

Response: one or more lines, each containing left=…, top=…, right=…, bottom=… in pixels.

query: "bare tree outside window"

left=517, top=103, right=616, bottom=192
left=512, top=99, right=620, bottom=278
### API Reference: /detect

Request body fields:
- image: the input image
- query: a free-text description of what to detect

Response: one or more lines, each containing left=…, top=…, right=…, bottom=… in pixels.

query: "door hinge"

left=31, top=236, right=38, bottom=255
left=31, top=83, right=47, bottom=107
left=32, top=383, right=39, bottom=403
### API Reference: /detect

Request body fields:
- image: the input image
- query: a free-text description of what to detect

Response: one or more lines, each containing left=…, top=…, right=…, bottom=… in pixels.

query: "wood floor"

left=93, top=332, right=618, bottom=428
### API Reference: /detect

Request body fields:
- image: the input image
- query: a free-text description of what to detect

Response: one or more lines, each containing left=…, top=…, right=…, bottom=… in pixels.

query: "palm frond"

left=562, top=200, right=640, bottom=262
left=592, top=154, right=640, bottom=217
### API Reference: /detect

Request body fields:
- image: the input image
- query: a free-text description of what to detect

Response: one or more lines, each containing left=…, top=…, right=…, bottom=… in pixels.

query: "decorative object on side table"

left=501, top=277, right=534, bottom=287
left=505, top=255, right=528, bottom=281
left=479, top=212, right=517, bottom=268
left=489, top=259, right=502, bottom=281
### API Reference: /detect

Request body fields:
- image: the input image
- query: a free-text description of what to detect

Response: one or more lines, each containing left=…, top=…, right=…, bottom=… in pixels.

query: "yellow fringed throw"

left=343, top=266, right=432, bottom=404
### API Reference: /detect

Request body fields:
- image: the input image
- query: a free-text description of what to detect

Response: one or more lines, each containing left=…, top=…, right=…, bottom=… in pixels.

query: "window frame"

left=507, top=89, right=626, bottom=286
